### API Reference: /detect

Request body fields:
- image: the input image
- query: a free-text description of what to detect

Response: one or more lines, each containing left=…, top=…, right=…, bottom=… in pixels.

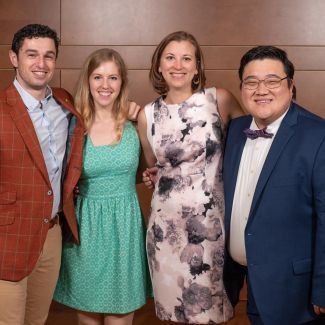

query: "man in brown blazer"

left=0, top=24, right=84, bottom=325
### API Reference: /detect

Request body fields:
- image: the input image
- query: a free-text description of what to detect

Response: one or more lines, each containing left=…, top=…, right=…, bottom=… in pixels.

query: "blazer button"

left=47, top=190, right=52, bottom=196
left=43, top=218, right=50, bottom=224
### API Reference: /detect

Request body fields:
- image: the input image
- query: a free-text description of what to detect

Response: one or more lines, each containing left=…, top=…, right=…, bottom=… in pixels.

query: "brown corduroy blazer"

left=0, top=84, right=84, bottom=281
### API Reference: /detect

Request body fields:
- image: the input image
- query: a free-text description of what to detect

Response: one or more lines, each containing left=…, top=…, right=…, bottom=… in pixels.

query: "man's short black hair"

left=239, top=46, right=295, bottom=81
left=239, top=45, right=296, bottom=99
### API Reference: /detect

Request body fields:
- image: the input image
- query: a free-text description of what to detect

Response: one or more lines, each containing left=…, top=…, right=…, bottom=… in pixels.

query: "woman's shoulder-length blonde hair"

left=74, top=48, right=129, bottom=132
left=149, top=31, right=206, bottom=96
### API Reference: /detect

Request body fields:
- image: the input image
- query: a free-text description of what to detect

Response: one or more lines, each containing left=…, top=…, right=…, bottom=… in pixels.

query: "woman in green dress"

left=54, top=48, right=151, bottom=325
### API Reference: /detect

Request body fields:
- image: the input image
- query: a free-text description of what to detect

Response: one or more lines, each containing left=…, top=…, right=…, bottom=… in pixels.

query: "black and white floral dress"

left=144, top=88, right=233, bottom=324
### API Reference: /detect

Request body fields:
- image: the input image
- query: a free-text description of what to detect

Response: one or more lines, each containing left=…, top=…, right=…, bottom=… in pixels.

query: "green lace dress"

left=54, top=121, right=151, bottom=313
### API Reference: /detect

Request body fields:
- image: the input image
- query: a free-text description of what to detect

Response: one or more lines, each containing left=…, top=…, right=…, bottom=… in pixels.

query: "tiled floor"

left=46, top=299, right=249, bottom=325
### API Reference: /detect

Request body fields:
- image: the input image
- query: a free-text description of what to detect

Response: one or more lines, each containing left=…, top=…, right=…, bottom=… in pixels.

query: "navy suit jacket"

left=223, top=102, right=325, bottom=325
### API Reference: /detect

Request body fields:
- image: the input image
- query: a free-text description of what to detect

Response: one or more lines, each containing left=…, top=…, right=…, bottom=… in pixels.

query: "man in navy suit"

left=223, top=46, right=325, bottom=325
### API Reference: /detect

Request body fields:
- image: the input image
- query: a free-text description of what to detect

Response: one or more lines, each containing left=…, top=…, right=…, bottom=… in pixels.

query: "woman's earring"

left=192, top=74, right=200, bottom=85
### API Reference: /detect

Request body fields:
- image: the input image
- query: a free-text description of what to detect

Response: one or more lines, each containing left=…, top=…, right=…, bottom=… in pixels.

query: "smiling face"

left=241, top=58, right=293, bottom=128
left=9, top=37, right=56, bottom=100
left=159, top=40, right=198, bottom=94
left=89, top=60, right=122, bottom=110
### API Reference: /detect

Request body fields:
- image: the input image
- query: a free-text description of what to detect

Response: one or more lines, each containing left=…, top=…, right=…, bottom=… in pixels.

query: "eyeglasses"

left=242, top=76, right=289, bottom=90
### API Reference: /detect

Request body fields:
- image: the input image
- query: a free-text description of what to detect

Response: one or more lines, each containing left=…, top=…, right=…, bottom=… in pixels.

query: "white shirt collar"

left=250, top=107, right=290, bottom=136
left=13, top=79, right=53, bottom=111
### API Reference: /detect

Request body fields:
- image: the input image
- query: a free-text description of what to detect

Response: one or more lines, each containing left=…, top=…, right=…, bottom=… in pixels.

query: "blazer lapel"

left=224, top=116, right=252, bottom=233
left=228, top=119, right=251, bottom=196
left=52, top=88, right=84, bottom=172
left=52, top=88, right=84, bottom=204
left=248, top=103, right=298, bottom=222
left=6, top=86, right=51, bottom=187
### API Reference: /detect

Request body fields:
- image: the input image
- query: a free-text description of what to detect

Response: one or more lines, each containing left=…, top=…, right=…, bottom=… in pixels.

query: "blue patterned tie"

left=243, top=128, right=274, bottom=140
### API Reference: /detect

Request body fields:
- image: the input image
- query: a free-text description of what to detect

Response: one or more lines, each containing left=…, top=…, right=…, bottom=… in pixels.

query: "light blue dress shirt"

left=14, top=79, right=70, bottom=218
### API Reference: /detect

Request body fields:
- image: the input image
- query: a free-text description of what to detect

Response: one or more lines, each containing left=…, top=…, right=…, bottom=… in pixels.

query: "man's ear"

left=9, top=50, right=18, bottom=68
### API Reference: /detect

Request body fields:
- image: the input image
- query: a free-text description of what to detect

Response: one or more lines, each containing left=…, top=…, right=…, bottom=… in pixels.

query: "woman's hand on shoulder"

left=127, top=101, right=141, bottom=121
left=216, top=88, right=245, bottom=126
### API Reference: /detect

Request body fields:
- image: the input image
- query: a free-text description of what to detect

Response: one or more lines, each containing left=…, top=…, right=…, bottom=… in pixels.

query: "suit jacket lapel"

left=6, top=85, right=51, bottom=187
left=52, top=88, right=84, bottom=173
left=224, top=116, right=252, bottom=233
left=248, top=103, right=298, bottom=223
left=228, top=118, right=251, bottom=198
left=52, top=88, right=84, bottom=204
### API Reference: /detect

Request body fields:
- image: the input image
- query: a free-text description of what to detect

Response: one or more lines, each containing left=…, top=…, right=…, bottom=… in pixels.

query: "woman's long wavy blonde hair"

left=74, top=48, right=129, bottom=138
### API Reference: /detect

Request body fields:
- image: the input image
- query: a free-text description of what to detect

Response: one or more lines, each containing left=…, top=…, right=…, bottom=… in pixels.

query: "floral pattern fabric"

left=145, top=88, right=233, bottom=324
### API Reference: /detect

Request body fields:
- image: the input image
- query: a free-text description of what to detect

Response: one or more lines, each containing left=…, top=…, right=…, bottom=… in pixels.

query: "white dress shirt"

left=229, top=111, right=287, bottom=266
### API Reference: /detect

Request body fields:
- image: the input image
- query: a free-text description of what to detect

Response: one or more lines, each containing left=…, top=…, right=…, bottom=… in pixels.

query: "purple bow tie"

left=243, top=127, right=274, bottom=140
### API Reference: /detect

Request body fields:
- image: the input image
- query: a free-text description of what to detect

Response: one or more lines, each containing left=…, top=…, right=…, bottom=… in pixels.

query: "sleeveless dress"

left=145, top=88, right=233, bottom=323
left=54, top=121, right=151, bottom=313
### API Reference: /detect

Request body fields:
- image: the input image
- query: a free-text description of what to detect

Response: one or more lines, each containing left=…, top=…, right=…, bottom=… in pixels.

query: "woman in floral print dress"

left=138, top=31, right=244, bottom=324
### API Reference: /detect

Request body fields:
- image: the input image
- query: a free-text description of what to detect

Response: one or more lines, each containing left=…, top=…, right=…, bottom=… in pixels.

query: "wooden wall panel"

left=0, top=0, right=60, bottom=44
left=136, top=184, right=152, bottom=223
left=0, top=45, right=11, bottom=68
left=0, top=70, right=15, bottom=90
left=57, top=46, right=153, bottom=69
left=60, top=69, right=79, bottom=95
left=128, top=70, right=157, bottom=106
left=285, top=47, right=325, bottom=70
left=61, top=0, right=325, bottom=46
left=294, top=71, right=325, bottom=118
left=204, top=46, right=325, bottom=70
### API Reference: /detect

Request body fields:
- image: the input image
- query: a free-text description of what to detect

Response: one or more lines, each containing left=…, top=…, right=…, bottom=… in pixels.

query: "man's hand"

left=128, top=101, right=141, bottom=121
left=142, top=167, right=158, bottom=189
left=313, top=304, right=325, bottom=315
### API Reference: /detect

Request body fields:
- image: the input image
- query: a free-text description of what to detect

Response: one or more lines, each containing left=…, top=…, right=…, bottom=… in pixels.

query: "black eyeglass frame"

left=241, top=76, right=290, bottom=90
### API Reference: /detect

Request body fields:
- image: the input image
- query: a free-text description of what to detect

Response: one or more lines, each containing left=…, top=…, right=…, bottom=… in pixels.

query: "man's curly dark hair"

left=11, top=24, right=60, bottom=58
